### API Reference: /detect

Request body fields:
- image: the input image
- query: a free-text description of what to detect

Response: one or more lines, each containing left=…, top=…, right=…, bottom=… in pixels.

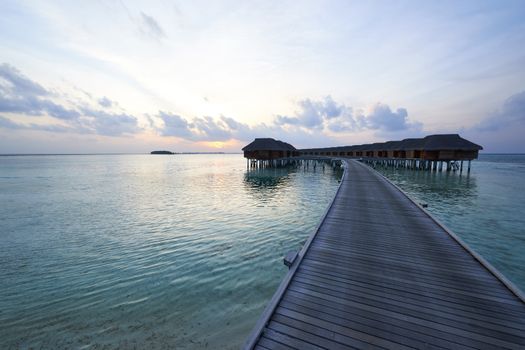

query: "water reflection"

left=378, top=167, right=478, bottom=202
left=243, top=167, right=295, bottom=191
left=243, top=162, right=343, bottom=208
left=244, top=167, right=297, bottom=196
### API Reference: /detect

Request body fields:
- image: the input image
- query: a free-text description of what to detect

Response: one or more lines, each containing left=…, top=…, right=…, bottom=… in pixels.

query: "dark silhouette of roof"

left=422, top=134, right=483, bottom=151
left=297, top=134, right=482, bottom=152
left=242, top=138, right=297, bottom=151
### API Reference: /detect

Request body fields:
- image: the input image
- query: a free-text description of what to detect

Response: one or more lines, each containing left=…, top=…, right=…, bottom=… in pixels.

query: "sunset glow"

left=1, top=1, right=525, bottom=153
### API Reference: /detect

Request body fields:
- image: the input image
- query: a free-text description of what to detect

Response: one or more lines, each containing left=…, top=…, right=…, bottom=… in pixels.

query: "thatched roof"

left=242, top=138, right=296, bottom=151
left=297, top=134, right=482, bottom=153
left=422, top=134, right=483, bottom=151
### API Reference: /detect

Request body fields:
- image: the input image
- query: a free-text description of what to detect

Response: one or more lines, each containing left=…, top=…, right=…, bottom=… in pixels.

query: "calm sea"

left=0, top=154, right=342, bottom=349
left=1, top=153, right=524, bottom=349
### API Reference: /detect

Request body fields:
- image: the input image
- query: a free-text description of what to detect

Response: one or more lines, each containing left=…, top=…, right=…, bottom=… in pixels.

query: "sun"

left=209, top=141, right=225, bottom=149
left=199, top=139, right=240, bottom=150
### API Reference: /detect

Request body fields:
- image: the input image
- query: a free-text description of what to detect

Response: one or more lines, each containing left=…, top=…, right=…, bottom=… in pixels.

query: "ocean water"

left=373, top=154, right=525, bottom=292
left=0, top=154, right=342, bottom=349
left=2, top=154, right=524, bottom=349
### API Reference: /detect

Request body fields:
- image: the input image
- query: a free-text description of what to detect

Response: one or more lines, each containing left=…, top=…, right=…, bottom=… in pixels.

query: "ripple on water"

left=0, top=155, right=342, bottom=349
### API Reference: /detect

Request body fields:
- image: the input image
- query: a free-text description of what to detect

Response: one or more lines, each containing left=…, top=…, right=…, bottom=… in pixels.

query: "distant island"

left=150, top=150, right=174, bottom=155
left=150, top=151, right=227, bottom=155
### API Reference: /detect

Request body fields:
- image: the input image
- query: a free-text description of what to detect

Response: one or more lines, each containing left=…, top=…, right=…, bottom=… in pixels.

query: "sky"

left=1, top=0, right=525, bottom=153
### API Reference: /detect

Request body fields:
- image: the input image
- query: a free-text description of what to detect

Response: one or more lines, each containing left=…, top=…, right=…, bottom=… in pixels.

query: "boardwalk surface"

left=245, top=159, right=525, bottom=350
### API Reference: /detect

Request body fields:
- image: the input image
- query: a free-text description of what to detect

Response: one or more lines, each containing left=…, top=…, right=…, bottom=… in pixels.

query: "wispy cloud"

left=0, top=63, right=79, bottom=119
left=140, top=12, right=166, bottom=39
left=0, top=63, right=426, bottom=147
left=0, top=63, right=141, bottom=136
left=0, top=115, right=72, bottom=133
left=98, top=96, right=113, bottom=108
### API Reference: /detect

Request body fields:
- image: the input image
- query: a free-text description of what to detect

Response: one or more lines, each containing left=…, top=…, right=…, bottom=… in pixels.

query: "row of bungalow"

left=242, top=134, right=483, bottom=172
left=299, top=134, right=482, bottom=161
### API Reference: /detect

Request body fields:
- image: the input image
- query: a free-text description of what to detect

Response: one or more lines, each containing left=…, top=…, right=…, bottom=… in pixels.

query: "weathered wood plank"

left=296, top=267, right=525, bottom=325
left=281, top=292, right=496, bottom=350
left=299, top=259, right=525, bottom=317
left=274, top=307, right=413, bottom=350
left=292, top=272, right=525, bottom=336
left=245, top=159, right=525, bottom=350
left=286, top=283, right=524, bottom=349
left=267, top=319, right=360, bottom=350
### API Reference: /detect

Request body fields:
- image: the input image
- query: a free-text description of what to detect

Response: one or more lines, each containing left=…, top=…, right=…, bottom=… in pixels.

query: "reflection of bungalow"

left=242, top=138, right=298, bottom=160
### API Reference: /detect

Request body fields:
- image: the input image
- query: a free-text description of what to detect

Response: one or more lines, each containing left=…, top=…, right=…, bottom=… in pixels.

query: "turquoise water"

left=2, top=154, right=524, bottom=349
left=373, top=154, right=525, bottom=292
left=0, top=155, right=342, bottom=349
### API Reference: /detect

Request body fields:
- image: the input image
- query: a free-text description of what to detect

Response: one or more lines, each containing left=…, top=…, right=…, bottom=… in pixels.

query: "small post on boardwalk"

left=468, top=160, right=471, bottom=174
left=460, top=160, right=463, bottom=173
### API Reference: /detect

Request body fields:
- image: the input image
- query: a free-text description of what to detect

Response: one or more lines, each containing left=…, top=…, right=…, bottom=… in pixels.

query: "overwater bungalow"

left=242, top=138, right=298, bottom=161
left=244, top=133, right=482, bottom=172
left=297, top=134, right=481, bottom=160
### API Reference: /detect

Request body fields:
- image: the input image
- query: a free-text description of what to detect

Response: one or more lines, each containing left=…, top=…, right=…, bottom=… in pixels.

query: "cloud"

left=1, top=64, right=425, bottom=147
left=0, top=63, right=79, bottom=119
left=79, top=107, right=140, bottom=136
left=273, top=95, right=419, bottom=135
left=275, top=115, right=300, bottom=125
left=98, top=96, right=113, bottom=108
left=158, top=111, right=194, bottom=138
left=0, top=63, right=141, bottom=136
left=0, top=115, right=22, bottom=129
left=276, top=96, right=346, bottom=129
left=476, top=91, right=525, bottom=131
left=191, top=116, right=231, bottom=141
left=140, top=12, right=166, bottom=39
left=158, top=112, right=232, bottom=141
left=0, top=64, right=48, bottom=97
left=0, top=115, right=72, bottom=133
left=358, top=103, right=420, bottom=132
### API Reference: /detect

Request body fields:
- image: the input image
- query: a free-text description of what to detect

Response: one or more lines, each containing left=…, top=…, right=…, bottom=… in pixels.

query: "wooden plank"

left=300, top=254, right=512, bottom=298
left=257, top=336, right=297, bottom=350
left=274, top=307, right=414, bottom=350
left=279, top=298, right=478, bottom=350
left=310, top=237, right=478, bottom=262
left=245, top=159, right=525, bottom=349
left=296, top=266, right=525, bottom=326
left=293, top=271, right=525, bottom=336
left=306, top=243, right=502, bottom=278
left=267, top=319, right=360, bottom=350
left=262, top=328, right=328, bottom=350
left=286, top=283, right=524, bottom=349
left=303, top=245, right=508, bottom=287
left=299, top=259, right=525, bottom=317
left=289, top=278, right=525, bottom=343
left=282, top=291, right=497, bottom=350
left=302, top=251, right=511, bottom=293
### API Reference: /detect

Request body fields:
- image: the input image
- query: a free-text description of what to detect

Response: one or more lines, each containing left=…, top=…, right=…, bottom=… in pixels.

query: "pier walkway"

left=245, top=159, right=525, bottom=349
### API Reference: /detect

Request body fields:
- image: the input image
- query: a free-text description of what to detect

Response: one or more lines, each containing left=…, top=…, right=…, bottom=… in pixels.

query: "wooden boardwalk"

left=244, top=159, right=525, bottom=350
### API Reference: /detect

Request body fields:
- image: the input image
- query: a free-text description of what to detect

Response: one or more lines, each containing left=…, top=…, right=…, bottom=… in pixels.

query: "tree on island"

left=150, top=150, right=174, bottom=155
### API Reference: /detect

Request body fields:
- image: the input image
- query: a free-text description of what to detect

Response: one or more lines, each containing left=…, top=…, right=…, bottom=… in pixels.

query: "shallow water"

left=2, top=153, right=523, bottom=349
left=373, top=154, right=525, bottom=292
left=0, top=154, right=342, bottom=349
